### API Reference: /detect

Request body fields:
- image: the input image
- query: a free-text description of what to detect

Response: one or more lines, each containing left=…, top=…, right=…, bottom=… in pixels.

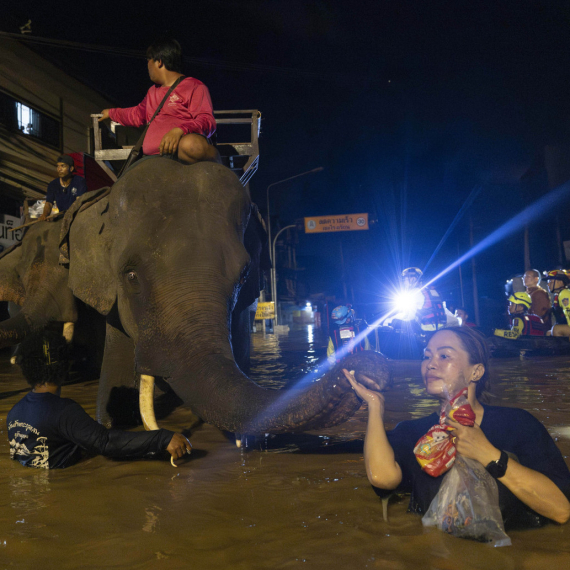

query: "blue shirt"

left=45, top=175, right=87, bottom=212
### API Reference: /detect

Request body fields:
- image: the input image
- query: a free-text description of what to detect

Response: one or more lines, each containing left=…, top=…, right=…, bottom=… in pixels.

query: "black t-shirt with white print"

left=8, top=392, right=174, bottom=469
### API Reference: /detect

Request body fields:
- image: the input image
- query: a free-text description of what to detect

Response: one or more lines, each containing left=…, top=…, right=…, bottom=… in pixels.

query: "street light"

left=271, top=224, right=296, bottom=326
left=266, top=167, right=324, bottom=268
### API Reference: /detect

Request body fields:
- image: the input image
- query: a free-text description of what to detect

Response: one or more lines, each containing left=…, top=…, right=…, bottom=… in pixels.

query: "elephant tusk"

left=62, top=322, right=75, bottom=344
left=140, top=374, right=159, bottom=431
left=171, top=457, right=177, bottom=467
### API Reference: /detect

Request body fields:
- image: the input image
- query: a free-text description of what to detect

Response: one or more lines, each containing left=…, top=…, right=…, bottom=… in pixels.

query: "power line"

left=0, top=31, right=374, bottom=85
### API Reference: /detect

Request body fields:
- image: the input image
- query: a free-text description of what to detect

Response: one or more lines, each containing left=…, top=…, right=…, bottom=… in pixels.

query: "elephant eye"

left=127, top=271, right=137, bottom=281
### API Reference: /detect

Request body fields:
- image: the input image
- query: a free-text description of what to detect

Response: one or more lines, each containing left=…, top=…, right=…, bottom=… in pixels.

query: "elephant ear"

left=59, top=188, right=116, bottom=315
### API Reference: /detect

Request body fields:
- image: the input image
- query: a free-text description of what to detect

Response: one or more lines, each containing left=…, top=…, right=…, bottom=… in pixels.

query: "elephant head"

left=0, top=221, right=77, bottom=347
left=63, top=158, right=390, bottom=434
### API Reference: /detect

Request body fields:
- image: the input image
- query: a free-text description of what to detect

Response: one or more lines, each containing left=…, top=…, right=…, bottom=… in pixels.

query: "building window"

left=0, top=91, right=60, bottom=149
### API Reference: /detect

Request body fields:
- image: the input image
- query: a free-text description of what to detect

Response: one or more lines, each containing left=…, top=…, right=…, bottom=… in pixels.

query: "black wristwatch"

left=485, top=450, right=509, bottom=479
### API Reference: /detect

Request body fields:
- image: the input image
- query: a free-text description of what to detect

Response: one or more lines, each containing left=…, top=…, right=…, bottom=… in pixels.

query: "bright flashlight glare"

left=392, top=288, right=423, bottom=320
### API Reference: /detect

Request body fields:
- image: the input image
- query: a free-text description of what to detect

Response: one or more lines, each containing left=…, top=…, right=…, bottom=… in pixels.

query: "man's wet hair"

left=436, top=326, right=490, bottom=398
left=19, top=331, right=70, bottom=389
left=146, top=37, right=183, bottom=73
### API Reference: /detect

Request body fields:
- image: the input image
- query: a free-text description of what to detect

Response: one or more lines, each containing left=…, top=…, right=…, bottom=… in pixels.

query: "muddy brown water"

left=1, top=325, right=570, bottom=569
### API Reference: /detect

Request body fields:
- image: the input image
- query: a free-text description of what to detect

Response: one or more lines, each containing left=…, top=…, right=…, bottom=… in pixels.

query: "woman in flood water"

left=344, top=326, right=570, bottom=529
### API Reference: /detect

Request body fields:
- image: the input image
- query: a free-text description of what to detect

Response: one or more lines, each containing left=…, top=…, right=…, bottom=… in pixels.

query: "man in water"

left=99, top=37, right=219, bottom=164
left=327, top=305, right=370, bottom=363
left=38, top=155, right=87, bottom=221
left=7, top=331, right=191, bottom=469
left=523, top=269, right=552, bottom=329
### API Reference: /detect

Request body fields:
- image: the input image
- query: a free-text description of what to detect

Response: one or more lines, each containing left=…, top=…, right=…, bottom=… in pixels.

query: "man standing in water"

left=7, top=331, right=191, bottom=469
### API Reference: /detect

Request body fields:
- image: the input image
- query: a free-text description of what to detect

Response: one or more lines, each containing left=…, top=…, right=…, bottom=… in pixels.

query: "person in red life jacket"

left=99, top=37, right=219, bottom=165
left=544, top=270, right=570, bottom=337
left=327, top=305, right=370, bottom=363
left=401, top=267, right=448, bottom=332
left=494, top=292, right=547, bottom=340
left=455, top=307, right=476, bottom=328
left=523, top=269, right=552, bottom=329
left=38, top=155, right=87, bottom=221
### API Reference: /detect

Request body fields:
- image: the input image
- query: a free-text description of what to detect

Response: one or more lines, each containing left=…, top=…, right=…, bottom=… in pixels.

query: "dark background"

left=4, top=1, right=570, bottom=329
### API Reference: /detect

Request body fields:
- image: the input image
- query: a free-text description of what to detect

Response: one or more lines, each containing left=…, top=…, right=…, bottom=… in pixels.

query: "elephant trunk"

left=151, top=329, right=388, bottom=434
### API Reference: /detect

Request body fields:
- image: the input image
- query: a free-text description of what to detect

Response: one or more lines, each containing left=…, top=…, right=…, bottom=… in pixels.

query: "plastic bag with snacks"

left=413, top=388, right=475, bottom=477
left=422, top=455, right=511, bottom=547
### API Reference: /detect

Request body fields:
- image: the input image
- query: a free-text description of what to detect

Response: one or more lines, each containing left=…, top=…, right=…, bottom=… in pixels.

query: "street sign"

left=255, top=302, right=275, bottom=320
left=304, top=213, right=369, bottom=234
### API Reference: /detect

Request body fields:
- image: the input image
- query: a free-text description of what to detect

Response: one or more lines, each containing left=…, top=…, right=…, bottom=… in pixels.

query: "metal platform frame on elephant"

left=90, top=109, right=261, bottom=186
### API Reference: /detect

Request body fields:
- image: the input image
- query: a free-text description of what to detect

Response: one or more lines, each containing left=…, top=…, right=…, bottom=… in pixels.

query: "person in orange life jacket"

left=401, top=267, right=447, bottom=332
left=494, top=292, right=547, bottom=340
left=327, top=305, right=370, bottom=363
left=455, top=307, right=476, bottom=328
left=544, top=270, right=570, bottom=338
left=99, top=37, right=219, bottom=165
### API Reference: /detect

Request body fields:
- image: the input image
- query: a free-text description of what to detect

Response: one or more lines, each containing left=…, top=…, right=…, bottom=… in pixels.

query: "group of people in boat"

left=494, top=268, right=570, bottom=341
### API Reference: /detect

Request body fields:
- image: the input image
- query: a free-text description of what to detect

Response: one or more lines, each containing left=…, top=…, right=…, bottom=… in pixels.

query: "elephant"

left=0, top=216, right=106, bottom=374
left=0, top=219, right=78, bottom=345
left=3, top=158, right=391, bottom=435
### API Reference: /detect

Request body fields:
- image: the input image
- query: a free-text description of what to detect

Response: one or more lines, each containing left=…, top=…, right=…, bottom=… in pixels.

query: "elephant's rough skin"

left=6, top=158, right=392, bottom=434
left=0, top=220, right=77, bottom=346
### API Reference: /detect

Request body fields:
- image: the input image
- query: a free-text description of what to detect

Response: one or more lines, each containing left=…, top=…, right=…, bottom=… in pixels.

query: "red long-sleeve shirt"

left=109, top=77, right=216, bottom=156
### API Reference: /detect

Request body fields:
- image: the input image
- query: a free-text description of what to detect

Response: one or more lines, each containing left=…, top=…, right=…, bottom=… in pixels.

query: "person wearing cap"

left=7, top=330, right=191, bottom=469
left=523, top=269, right=552, bottom=329
left=494, top=292, right=547, bottom=340
left=544, top=270, right=570, bottom=337
left=327, top=305, right=370, bottom=364
left=38, top=155, right=87, bottom=221
left=400, top=267, right=448, bottom=332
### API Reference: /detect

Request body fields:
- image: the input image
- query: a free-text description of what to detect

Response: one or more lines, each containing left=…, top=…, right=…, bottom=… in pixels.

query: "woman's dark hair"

left=436, top=326, right=490, bottom=397
left=146, top=37, right=183, bottom=73
left=19, top=331, right=70, bottom=388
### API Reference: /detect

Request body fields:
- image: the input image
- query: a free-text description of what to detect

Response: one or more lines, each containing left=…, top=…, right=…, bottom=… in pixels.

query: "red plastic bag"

left=414, top=388, right=475, bottom=477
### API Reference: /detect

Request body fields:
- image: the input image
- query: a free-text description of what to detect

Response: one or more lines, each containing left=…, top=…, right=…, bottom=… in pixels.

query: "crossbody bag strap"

left=117, top=76, right=185, bottom=178
left=132, top=75, right=185, bottom=152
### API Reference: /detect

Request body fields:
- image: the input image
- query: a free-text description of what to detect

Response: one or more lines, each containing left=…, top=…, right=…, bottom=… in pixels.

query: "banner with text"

left=0, top=214, right=25, bottom=254
left=304, top=213, right=369, bottom=234
left=255, top=302, right=275, bottom=320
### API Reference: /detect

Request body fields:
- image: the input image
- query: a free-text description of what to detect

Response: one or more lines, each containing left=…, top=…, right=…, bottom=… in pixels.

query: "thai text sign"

left=255, top=302, right=275, bottom=320
left=0, top=214, right=25, bottom=253
left=304, top=213, right=369, bottom=233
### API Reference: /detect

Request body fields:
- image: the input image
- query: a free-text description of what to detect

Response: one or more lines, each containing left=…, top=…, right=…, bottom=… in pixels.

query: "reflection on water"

left=0, top=328, right=570, bottom=569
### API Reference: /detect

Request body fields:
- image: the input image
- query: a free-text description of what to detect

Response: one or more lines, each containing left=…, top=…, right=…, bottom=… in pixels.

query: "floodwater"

left=1, top=325, right=570, bottom=569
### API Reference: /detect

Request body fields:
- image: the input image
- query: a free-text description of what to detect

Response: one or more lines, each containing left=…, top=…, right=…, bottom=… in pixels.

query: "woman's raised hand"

left=343, top=369, right=385, bottom=414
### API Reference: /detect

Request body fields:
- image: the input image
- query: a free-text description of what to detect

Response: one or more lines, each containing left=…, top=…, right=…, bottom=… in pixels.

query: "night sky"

left=4, top=1, right=570, bottom=328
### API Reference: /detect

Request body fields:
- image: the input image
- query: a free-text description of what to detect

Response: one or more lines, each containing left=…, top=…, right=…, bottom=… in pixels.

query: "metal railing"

left=90, top=109, right=261, bottom=186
